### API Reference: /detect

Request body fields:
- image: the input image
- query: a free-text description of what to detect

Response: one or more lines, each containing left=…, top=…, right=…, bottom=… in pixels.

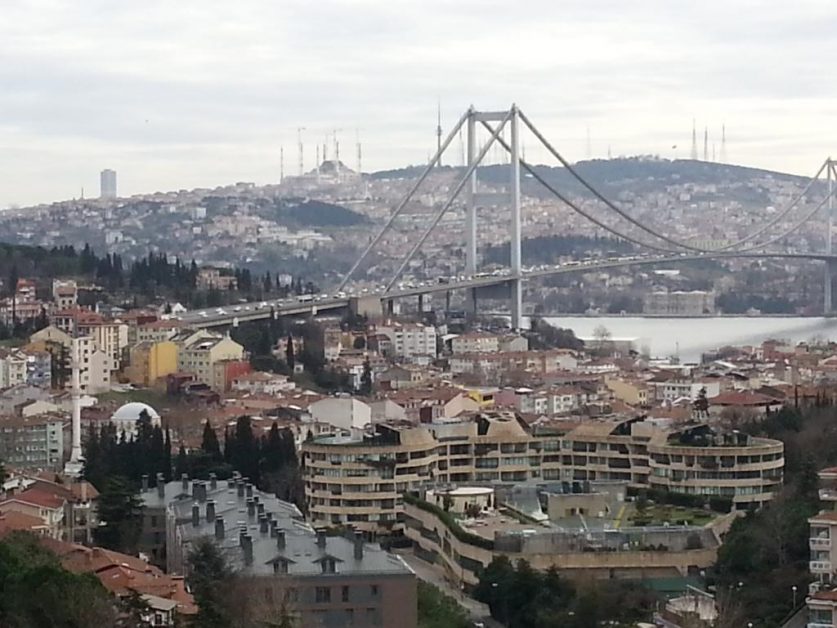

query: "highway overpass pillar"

left=349, top=296, right=383, bottom=319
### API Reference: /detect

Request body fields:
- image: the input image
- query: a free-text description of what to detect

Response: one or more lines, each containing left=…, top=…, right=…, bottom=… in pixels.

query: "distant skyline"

left=3, top=1, right=837, bottom=207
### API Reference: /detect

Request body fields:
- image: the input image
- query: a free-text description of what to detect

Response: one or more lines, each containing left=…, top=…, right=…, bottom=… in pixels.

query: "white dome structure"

left=111, top=402, right=162, bottom=438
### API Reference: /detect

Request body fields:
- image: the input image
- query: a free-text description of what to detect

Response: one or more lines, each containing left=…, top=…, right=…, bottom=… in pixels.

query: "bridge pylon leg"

left=510, top=279, right=523, bottom=330
left=827, top=160, right=834, bottom=315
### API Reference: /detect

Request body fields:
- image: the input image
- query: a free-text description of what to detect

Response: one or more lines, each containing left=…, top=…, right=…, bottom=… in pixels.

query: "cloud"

left=2, top=0, right=837, bottom=206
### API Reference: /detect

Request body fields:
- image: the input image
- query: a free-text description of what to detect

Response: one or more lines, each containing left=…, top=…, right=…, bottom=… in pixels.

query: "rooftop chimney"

left=259, top=515, right=269, bottom=535
left=191, top=504, right=200, bottom=527
left=247, top=498, right=255, bottom=518
left=257, top=503, right=265, bottom=516
left=277, top=530, right=286, bottom=549
left=141, top=474, right=149, bottom=492
left=206, top=500, right=216, bottom=522
left=215, top=516, right=225, bottom=540
left=316, top=530, right=327, bottom=548
left=354, top=532, right=364, bottom=560
left=181, top=473, right=189, bottom=492
left=270, top=520, right=279, bottom=538
left=246, top=484, right=254, bottom=498
left=156, top=475, right=165, bottom=499
left=209, top=473, right=217, bottom=491
left=227, top=478, right=235, bottom=489
left=236, top=481, right=245, bottom=499
left=241, top=534, right=253, bottom=565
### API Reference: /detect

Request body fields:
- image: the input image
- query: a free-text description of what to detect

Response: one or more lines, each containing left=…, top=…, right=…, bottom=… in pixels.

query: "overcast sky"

left=3, top=0, right=837, bottom=207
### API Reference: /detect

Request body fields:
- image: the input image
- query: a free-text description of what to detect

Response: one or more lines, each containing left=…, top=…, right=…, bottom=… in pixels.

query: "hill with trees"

left=272, top=198, right=369, bottom=228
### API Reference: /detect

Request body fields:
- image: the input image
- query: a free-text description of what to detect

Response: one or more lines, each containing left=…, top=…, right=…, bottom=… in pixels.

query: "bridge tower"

left=827, top=159, right=834, bottom=314
left=463, top=107, right=524, bottom=328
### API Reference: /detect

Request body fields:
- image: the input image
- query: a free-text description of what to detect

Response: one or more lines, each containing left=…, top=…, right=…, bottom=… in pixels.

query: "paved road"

left=394, top=550, right=503, bottom=627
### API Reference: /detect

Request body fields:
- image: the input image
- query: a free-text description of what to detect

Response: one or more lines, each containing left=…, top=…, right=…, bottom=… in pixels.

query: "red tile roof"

left=2, top=488, right=65, bottom=510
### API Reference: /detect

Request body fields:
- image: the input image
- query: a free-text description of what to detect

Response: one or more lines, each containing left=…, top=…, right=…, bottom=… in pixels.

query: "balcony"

left=810, top=560, right=832, bottom=573
left=811, top=537, right=832, bottom=550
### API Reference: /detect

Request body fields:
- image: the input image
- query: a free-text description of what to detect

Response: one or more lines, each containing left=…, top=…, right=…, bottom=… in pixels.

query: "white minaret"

left=64, top=338, right=84, bottom=477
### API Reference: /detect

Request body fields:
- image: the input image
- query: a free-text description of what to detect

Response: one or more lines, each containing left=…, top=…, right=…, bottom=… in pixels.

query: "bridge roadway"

left=177, top=252, right=837, bottom=328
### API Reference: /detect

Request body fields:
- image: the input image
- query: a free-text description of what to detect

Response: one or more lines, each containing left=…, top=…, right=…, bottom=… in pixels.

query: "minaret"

left=690, top=120, right=698, bottom=160
left=297, top=127, right=305, bottom=176
left=703, top=127, right=708, bottom=161
left=64, top=338, right=84, bottom=477
left=316, top=145, right=321, bottom=182
left=356, top=129, right=362, bottom=174
left=720, top=124, right=727, bottom=163
left=279, top=146, right=284, bottom=183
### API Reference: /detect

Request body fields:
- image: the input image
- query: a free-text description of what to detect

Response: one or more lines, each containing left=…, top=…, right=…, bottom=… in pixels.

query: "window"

left=342, top=585, right=350, bottom=602
left=370, top=584, right=379, bottom=597
left=315, top=587, right=331, bottom=603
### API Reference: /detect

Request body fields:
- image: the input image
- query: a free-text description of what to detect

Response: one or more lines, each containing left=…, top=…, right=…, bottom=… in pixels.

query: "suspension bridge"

left=179, top=105, right=837, bottom=330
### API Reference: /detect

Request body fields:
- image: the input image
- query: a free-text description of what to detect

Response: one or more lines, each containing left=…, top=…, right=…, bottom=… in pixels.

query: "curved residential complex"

left=301, top=414, right=784, bottom=535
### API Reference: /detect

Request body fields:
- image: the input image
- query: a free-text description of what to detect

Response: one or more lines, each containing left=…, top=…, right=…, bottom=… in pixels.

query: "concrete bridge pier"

left=826, top=260, right=834, bottom=314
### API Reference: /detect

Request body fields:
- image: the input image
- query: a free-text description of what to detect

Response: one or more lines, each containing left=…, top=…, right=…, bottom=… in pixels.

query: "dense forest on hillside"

left=273, top=199, right=369, bottom=227
left=483, top=234, right=635, bottom=266
left=0, top=242, right=317, bottom=310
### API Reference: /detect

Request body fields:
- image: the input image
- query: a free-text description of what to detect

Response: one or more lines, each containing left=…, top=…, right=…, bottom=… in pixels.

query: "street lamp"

left=792, top=585, right=798, bottom=608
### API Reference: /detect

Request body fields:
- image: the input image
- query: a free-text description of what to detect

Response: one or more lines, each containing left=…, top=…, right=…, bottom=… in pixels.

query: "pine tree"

left=201, top=420, right=222, bottom=462
left=360, top=358, right=373, bottom=395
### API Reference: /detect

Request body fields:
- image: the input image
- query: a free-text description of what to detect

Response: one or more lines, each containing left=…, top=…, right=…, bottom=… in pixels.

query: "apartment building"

left=643, top=290, right=716, bottom=316
left=0, top=487, right=65, bottom=538
left=301, top=415, right=785, bottom=535
left=52, top=279, right=78, bottom=309
left=806, top=468, right=837, bottom=626
left=4, top=344, right=51, bottom=389
left=374, top=323, right=436, bottom=358
left=136, top=320, right=181, bottom=344
left=404, top=487, right=720, bottom=589
left=124, top=341, right=178, bottom=387
left=176, top=333, right=244, bottom=389
left=450, top=332, right=528, bottom=354
left=0, top=415, right=66, bottom=470
left=50, top=308, right=128, bottom=369
left=649, top=375, right=722, bottom=403
left=139, top=473, right=417, bottom=628
left=0, top=349, right=27, bottom=388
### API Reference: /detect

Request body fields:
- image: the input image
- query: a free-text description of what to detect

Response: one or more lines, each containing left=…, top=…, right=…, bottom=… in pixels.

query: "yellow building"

left=177, top=334, right=244, bottom=388
left=462, top=386, right=498, bottom=408
left=605, top=377, right=650, bottom=407
left=125, top=341, right=178, bottom=387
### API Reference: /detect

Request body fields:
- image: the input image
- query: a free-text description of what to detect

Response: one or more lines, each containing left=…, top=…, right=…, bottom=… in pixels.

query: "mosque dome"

left=111, top=402, right=161, bottom=423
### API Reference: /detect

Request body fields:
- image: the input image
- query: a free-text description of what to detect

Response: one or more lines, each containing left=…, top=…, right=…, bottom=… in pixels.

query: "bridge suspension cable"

left=478, top=120, right=687, bottom=254
left=483, top=119, right=837, bottom=256
left=384, top=109, right=514, bottom=292
left=337, top=107, right=473, bottom=292
left=517, top=109, right=830, bottom=254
